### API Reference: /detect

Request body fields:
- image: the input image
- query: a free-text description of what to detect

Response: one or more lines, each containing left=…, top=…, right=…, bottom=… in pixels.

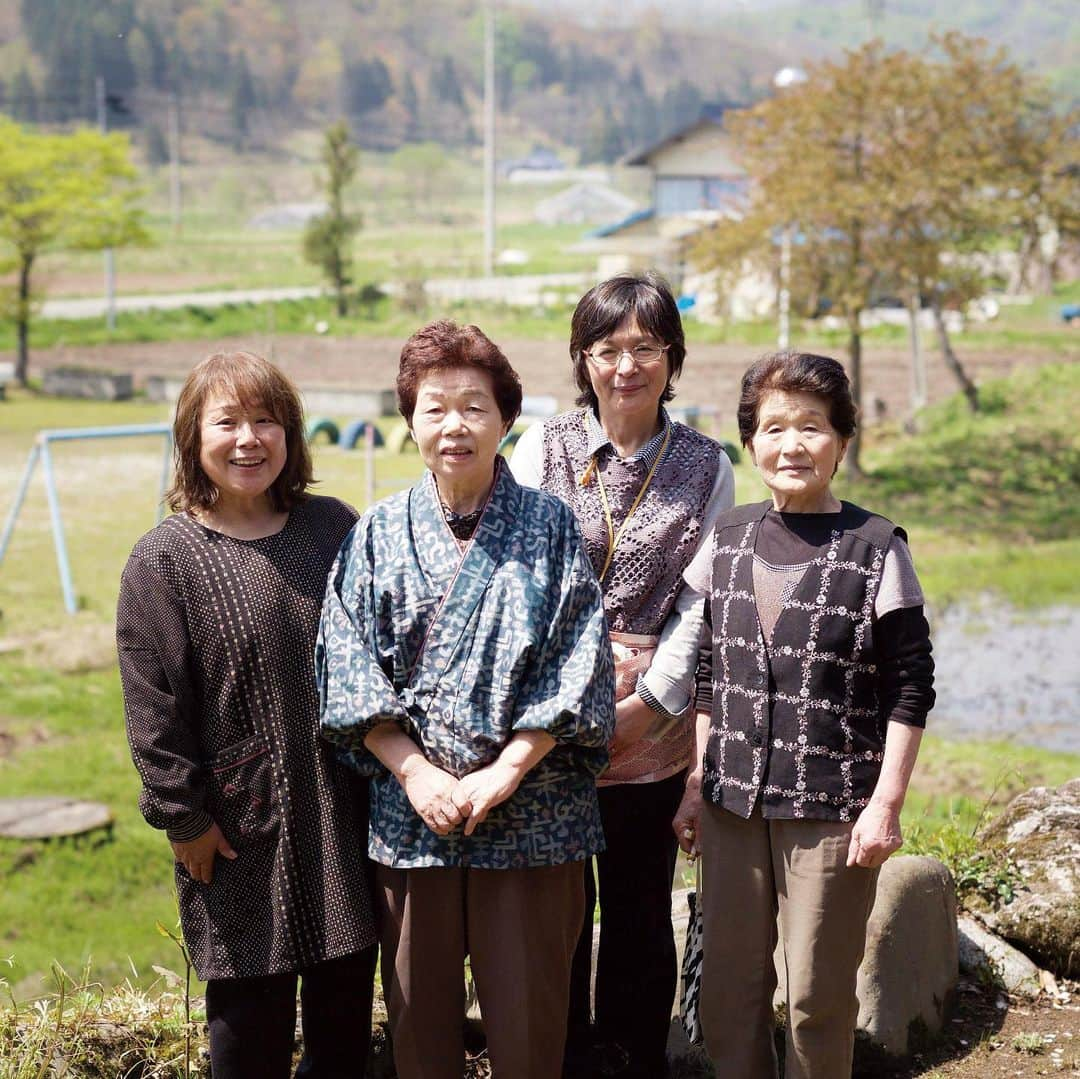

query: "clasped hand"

left=400, top=758, right=521, bottom=837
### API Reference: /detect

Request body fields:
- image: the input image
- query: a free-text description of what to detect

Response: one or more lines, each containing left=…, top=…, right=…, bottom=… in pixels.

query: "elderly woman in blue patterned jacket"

left=673, top=351, right=935, bottom=1079
left=316, top=320, right=615, bottom=1079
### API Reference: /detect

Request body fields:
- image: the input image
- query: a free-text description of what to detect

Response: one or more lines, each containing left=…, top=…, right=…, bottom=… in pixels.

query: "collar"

left=583, top=407, right=671, bottom=468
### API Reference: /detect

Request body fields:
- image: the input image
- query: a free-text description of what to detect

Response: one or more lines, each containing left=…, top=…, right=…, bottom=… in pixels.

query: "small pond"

left=928, top=601, right=1080, bottom=754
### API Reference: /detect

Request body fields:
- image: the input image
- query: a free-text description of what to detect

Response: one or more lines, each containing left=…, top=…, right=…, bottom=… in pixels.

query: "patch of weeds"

left=0, top=958, right=206, bottom=1078
left=1010, top=1031, right=1046, bottom=1055
left=907, top=819, right=1023, bottom=910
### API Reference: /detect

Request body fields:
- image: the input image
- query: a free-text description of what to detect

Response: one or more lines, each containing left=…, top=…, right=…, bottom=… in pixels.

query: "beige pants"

left=698, top=803, right=879, bottom=1079
left=376, top=861, right=584, bottom=1079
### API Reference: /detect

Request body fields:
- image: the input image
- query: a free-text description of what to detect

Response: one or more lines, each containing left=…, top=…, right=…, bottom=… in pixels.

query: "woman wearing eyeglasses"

left=510, top=273, right=734, bottom=1078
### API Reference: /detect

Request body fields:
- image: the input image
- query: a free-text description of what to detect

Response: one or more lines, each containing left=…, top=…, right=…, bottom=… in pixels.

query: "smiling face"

left=198, top=392, right=287, bottom=511
left=410, top=367, right=509, bottom=506
left=749, top=389, right=847, bottom=513
left=585, top=315, right=670, bottom=424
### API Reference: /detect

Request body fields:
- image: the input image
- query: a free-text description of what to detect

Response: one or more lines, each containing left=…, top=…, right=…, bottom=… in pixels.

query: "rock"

left=854, top=855, right=958, bottom=1055
left=772, top=855, right=958, bottom=1057
left=977, top=779, right=1080, bottom=978
left=0, top=797, right=113, bottom=840
left=957, top=915, right=1042, bottom=998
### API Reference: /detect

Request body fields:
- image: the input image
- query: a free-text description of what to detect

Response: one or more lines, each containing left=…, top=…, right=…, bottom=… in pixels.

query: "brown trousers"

left=698, top=803, right=879, bottom=1079
left=376, top=861, right=584, bottom=1079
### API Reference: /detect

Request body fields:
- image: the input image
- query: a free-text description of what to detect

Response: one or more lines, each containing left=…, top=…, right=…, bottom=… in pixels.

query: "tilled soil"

left=11, top=335, right=1064, bottom=426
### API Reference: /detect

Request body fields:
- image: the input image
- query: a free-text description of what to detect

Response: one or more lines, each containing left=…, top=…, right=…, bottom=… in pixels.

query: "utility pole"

left=96, top=76, right=117, bottom=331
left=482, top=0, right=496, bottom=278
left=865, top=0, right=885, bottom=40
left=169, top=92, right=183, bottom=238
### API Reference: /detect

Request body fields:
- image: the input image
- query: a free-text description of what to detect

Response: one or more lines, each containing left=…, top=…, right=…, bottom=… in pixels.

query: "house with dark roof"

left=571, top=104, right=751, bottom=286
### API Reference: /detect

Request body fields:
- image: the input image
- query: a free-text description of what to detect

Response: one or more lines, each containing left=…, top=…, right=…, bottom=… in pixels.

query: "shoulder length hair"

left=569, top=272, right=686, bottom=411
left=166, top=350, right=313, bottom=513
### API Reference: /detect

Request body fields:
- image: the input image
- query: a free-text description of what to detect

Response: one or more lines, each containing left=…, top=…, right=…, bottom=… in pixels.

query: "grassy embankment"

left=0, top=363, right=1077, bottom=1013
left=5, top=280, right=1079, bottom=360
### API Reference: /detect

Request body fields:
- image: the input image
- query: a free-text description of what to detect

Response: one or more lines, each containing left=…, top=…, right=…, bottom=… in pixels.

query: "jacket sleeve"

left=640, top=456, right=732, bottom=715
left=510, top=513, right=615, bottom=777
left=116, top=555, right=212, bottom=842
left=316, top=517, right=410, bottom=769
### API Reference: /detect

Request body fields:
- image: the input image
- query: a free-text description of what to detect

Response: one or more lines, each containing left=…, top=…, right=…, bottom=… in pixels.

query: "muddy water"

left=928, top=601, right=1080, bottom=753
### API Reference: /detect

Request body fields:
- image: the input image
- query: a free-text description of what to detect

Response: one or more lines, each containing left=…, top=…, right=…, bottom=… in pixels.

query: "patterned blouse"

left=117, top=497, right=377, bottom=981
left=316, top=461, right=616, bottom=869
left=510, top=408, right=734, bottom=783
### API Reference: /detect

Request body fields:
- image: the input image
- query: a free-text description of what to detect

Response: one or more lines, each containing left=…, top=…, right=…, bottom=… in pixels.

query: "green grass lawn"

left=1, top=364, right=1078, bottom=998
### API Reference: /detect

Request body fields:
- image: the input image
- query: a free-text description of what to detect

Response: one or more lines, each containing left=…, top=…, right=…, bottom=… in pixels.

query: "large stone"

left=42, top=367, right=132, bottom=400
left=854, top=855, right=958, bottom=1055
left=957, top=915, right=1042, bottom=998
left=0, top=796, right=113, bottom=840
left=976, top=779, right=1080, bottom=978
left=770, top=855, right=958, bottom=1056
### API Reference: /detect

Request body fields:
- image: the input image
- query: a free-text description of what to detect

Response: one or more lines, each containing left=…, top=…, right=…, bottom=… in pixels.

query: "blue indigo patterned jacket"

left=316, top=460, right=616, bottom=870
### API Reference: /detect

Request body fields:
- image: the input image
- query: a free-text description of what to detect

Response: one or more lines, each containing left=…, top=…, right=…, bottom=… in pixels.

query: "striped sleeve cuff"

left=635, top=672, right=689, bottom=720
left=695, top=681, right=714, bottom=716
left=165, top=810, right=214, bottom=843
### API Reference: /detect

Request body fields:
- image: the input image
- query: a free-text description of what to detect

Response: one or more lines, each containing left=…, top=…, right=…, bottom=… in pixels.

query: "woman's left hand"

left=672, top=772, right=704, bottom=859
left=452, top=761, right=522, bottom=836
left=847, top=799, right=904, bottom=868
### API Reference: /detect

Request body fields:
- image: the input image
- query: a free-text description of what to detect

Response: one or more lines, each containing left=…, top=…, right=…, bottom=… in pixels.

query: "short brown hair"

left=396, top=320, right=522, bottom=426
left=569, top=272, right=686, bottom=411
left=167, top=351, right=313, bottom=513
left=737, top=351, right=858, bottom=448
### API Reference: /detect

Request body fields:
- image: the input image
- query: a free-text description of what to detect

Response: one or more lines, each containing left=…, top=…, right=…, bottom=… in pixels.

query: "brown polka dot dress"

left=117, top=496, right=376, bottom=981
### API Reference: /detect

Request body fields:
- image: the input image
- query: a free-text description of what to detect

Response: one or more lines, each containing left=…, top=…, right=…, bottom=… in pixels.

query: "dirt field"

left=14, top=335, right=1062, bottom=429
left=449, top=976, right=1080, bottom=1077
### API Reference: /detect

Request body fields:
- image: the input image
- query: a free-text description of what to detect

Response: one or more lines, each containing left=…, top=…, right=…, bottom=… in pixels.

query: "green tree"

left=392, top=142, right=454, bottom=218
left=229, top=52, right=257, bottom=151
left=869, top=34, right=1077, bottom=413
left=344, top=57, right=392, bottom=118
left=302, top=121, right=361, bottom=317
left=144, top=122, right=170, bottom=168
left=0, top=117, right=148, bottom=386
left=430, top=56, right=465, bottom=110
left=582, top=105, right=625, bottom=165
left=8, top=68, right=38, bottom=124
left=696, top=43, right=910, bottom=474
left=399, top=70, right=420, bottom=138
left=695, top=36, right=1076, bottom=470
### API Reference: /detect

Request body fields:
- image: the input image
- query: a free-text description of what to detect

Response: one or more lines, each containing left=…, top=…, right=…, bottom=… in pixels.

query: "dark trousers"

left=377, top=861, right=583, bottom=1079
left=205, top=947, right=377, bottom=1079
left=567, top=770, right=685, bottom=1078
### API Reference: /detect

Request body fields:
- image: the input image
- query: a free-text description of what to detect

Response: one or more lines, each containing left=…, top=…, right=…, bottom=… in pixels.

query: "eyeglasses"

left=584, top=344, right=670, bottom=368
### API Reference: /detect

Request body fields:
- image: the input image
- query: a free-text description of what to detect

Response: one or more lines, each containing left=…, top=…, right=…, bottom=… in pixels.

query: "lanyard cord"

left=594, top=424, right=671, bottom=582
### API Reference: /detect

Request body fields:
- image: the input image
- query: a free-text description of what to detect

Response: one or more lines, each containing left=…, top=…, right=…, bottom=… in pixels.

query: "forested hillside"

left=0, top=0, right=788, bottom=161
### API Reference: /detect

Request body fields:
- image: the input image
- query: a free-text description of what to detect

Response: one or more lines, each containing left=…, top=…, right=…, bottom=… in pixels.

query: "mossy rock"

left=976, top=779, right=1080, bottom=977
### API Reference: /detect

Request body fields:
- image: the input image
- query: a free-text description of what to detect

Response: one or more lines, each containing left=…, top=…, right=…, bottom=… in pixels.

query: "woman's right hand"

left=672, top=772, right=704, bottom=859
left=400, top=758, right=467, bottom=836
left=170, top=822, right=237, bottom=884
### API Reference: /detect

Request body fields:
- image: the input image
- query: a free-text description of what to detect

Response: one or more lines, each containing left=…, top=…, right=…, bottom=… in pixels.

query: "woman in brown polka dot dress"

left=117, top=351, right=377, bottom=1079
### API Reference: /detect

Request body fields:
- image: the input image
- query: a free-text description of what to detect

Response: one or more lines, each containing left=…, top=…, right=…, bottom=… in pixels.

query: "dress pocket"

left=208, top=734, right=280, bottom=847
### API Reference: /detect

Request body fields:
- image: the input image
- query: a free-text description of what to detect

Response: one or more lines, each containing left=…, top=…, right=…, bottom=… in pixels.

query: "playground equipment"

left=0, top=424, right=173, bottom=614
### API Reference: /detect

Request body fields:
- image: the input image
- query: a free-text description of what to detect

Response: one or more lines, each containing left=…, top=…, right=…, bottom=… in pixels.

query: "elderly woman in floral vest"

left=675, top=351, right=935, bottom=1079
